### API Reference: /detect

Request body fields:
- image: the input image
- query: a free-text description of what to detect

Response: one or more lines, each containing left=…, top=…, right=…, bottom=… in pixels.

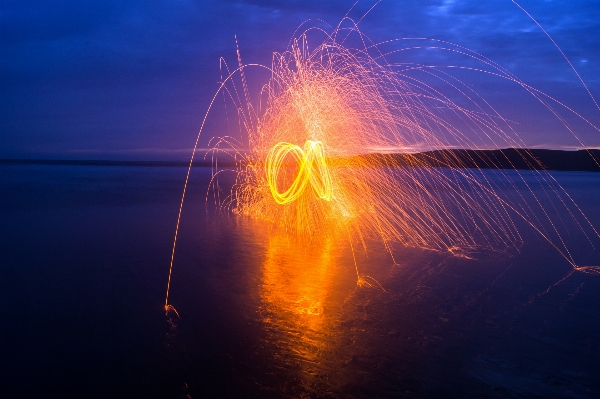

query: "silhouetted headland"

left=361, top=148, right=600, bottom=172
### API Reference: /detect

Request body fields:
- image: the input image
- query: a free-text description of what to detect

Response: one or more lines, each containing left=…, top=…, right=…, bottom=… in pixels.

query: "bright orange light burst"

left=165, top=15, right=600, bottom=312
left=225, top=22, right=599, bottom=272
left=232, top=33, right=529, bottom=254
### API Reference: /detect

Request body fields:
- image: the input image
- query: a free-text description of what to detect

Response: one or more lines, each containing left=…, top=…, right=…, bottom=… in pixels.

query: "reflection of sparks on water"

left=261, top=232, right=335, bottom=333
left=258, top=227, right=368, bottom=365
left=165, top=10, right=600, bottom=312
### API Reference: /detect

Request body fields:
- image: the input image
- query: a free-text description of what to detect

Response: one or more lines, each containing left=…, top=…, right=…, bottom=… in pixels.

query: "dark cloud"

left=1, top=0, right=599, bottom=159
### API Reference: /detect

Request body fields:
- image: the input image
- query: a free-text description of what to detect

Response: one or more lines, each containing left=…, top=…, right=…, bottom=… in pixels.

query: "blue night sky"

left=1, top=0, right=599, bottom=160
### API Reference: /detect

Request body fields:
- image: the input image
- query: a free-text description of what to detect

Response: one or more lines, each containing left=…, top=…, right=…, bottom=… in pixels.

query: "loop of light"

left=266, top=140, right=333, bottom=205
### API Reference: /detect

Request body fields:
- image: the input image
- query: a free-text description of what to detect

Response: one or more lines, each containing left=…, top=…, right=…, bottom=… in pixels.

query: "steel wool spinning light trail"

left=266, top=141, right=333, bottom=205
left=164, top=8, right=600, bottom=313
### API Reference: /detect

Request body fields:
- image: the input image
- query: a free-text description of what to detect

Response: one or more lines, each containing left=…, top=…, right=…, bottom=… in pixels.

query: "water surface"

left=1, top=164, right=599, bottom=398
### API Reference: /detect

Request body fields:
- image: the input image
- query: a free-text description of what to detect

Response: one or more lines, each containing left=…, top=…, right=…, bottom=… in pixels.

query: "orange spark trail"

left=165, top=13, right=600, bottom=311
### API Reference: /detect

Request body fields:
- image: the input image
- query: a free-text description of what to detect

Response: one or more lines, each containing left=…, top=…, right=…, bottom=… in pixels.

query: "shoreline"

left=2, top=148, right=599, bottom=172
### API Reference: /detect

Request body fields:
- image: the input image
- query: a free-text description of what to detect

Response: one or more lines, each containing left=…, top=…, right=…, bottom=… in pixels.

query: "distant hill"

left=361, top=149, right=600, bottom=172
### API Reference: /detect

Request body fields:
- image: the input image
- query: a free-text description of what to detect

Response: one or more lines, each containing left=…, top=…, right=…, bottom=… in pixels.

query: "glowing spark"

left=164, top=10, right=600, bottom=311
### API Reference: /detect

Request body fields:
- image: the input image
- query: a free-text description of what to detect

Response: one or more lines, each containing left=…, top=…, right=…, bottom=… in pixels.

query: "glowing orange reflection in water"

left=260, top=230, right=349, bottom=362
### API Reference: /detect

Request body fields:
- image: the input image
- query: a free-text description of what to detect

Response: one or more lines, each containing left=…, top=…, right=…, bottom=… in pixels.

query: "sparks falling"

left=165, top=15, right=600, bottom=312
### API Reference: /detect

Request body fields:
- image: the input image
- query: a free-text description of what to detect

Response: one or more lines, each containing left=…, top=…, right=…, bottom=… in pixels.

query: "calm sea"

left=1, top=163, right=599, bottom=398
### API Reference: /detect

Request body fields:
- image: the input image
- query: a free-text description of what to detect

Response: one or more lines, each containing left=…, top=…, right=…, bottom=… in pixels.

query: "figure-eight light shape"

left=266, top=140, right=333, bottom=205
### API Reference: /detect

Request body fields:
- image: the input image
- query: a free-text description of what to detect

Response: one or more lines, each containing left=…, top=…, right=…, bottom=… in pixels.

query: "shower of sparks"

left=165, top=15, right=600, bottom=312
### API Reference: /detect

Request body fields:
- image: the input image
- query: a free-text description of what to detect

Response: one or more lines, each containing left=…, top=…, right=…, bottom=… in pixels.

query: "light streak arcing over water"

left=165, top=8, right=600, bottom=312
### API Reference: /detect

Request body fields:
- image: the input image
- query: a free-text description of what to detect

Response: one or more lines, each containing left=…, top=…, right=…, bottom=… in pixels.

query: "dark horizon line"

left=2, top=148, right=599, bottom=172
left=0, top=158, right=213, bottom=167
